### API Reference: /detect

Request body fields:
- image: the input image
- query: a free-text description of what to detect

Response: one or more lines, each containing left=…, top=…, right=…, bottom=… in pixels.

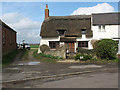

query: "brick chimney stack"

left=45, top=4, right=49, bottom=19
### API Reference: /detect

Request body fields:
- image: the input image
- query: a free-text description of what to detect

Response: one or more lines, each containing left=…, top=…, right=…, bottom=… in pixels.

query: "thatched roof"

left=60, top=37, right=76, bottom=42
left=92, top=12, right=120, bottom=25
left=40, top=15, right=92, bottom=37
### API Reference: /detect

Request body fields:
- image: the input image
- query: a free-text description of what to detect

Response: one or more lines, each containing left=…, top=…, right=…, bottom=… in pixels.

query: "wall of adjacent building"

left=2, top=26, right=17, bottom=55
left=92, top=25, right=119, bottom=40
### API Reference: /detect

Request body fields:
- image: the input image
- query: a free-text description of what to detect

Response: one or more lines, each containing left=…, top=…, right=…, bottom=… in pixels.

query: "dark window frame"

left=81, top=29, right=86, bottom=34
left=57, top=30, right=66, bottom=36
left=49, top=41, right=59, bottom=49
left=78, top=41, right=88, bottom=48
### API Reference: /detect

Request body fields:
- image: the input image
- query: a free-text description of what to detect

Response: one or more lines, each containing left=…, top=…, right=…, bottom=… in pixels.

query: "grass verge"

left=33, top=50, right=58, bottom=63
left=22, top=50, right=29, bottom=60
left=2, top=50, right=20, bottom=66
left=74, top=58, right=119, bottom=64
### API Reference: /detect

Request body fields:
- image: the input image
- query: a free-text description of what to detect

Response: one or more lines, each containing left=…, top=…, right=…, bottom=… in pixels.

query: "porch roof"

left=60, top=37, right=76, bottom=42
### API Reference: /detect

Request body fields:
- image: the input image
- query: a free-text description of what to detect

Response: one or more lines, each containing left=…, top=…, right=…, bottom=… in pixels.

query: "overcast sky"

left=1, top=2, right=118, bottom=44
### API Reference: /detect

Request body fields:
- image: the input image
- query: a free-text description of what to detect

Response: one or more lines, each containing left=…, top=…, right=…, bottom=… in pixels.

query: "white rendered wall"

left=92, top=25, right=119, bottom=40
left=77, top=35, right=93, bottom=49
left=38, top=25, right=119, bottom=53
left=40, top=36, right=60, bottom=46
left=38, top=36, right=60, bottom=53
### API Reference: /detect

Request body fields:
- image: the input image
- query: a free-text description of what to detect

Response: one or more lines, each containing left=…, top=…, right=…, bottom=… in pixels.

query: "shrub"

left=95, top=39, right=118, bottom=60
left=39, top=53, right=62, bottom=60
left=77, top=47, right=95, bottom=55
left=74, top=54, right=92, bottom=61
left=40, top=44, right=50, bottom=53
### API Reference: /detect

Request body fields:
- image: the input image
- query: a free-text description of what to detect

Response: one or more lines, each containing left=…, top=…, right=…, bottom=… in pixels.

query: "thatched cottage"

left=38, top=4, right=120, bottom=55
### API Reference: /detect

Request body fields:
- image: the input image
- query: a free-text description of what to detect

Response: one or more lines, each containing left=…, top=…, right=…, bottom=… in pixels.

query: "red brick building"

left=0, top=20, right=17, bottom=55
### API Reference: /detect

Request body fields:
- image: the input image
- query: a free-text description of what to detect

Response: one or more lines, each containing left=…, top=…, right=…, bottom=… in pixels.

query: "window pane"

left=78, top=41, right=88, bottom=48
left=49, top=41, right=59, bottom=49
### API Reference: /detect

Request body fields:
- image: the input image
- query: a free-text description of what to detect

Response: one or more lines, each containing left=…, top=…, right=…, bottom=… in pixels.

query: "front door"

left=66, top=42, right=75, bottom=53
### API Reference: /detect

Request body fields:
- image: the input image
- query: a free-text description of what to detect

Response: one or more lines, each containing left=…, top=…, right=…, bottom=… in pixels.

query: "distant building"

left=38, top=4, right=120, bottom=54
left=0, top=20, right=17, bottom=55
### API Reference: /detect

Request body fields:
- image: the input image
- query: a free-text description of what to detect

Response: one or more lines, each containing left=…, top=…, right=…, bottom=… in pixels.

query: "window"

left=78, top=41, right=88, bottom=48
left=2, top=30, right=5, bottom=44
left=102, top=25, right=105, bottom=31
left=49, top=41, right=59, bottom=49
left=98, top=26, right=101, bottom=31
left=98, top=25, right=105, bottom=32
left=57, top=30, right=65, bottom=36
left=81, top=29, right=86, bottom=34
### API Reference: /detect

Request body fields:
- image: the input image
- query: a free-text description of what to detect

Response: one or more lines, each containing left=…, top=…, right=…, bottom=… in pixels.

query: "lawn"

left=30, top=44, right=39, bottom=48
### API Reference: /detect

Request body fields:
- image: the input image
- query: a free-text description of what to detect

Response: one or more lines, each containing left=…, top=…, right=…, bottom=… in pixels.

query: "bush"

left=95, top=39, right=118, bottom=60
left=39, top=53, right=62, bottom=60
left=40, top=44, right=50, bottom=53
left=75, top=54, right=92, bottom=61
left=77, top=47, right=95, bottom=55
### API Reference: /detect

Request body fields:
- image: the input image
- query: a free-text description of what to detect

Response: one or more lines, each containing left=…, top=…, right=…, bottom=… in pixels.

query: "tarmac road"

left=35, top=71, right=118, bottom=88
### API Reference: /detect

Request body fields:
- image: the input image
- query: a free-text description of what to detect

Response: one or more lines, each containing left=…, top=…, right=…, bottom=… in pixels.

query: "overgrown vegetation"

left=75, top=39, right=119, bottom=63
left=2, top=50, right=19, bottom=66
left=75, top=54, right=92, bottom=61
left=77, top=47, right=95, bottom=55
left=95, top=39, right=118, bottom=60
left=33, top=50, right=62, bottom=63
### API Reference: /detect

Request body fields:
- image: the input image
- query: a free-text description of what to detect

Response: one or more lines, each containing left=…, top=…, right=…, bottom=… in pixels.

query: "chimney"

left=45, top=4, right=49, bottom=19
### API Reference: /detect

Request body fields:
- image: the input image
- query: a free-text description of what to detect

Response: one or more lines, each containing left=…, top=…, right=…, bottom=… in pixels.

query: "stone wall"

left=44, top=46, right=66, bottom=59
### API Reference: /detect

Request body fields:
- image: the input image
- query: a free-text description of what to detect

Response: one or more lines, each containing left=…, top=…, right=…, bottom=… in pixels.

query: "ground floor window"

left=49, top=41, right=59, bottom=49
left=78, top=41, right=88, bottom=48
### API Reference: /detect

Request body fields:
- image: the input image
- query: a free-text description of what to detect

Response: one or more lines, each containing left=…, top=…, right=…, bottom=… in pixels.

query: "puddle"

left=69, top=65, right=102, bottom=69
left=18, top=61, right=40, bottom=66
left=6, top=68, right=19, bottom=70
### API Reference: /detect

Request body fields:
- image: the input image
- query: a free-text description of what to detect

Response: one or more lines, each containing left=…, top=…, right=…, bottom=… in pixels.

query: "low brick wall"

left=44, top=46, right=66, bottom=59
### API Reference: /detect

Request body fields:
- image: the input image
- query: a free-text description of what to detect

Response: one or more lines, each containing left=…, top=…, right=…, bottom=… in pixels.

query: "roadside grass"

left=90, top=58, right=119, bottom=64
left=33, top=50, right=58, bottom=63
left=74, top=57, right=119, bottom=64
left=22, top=50, right=29, bottom=60
left=30, top=44, right=39, bottom=48
left=2, top=49, right=30, bottom=67
left=2, top=50, right=20, bottom=66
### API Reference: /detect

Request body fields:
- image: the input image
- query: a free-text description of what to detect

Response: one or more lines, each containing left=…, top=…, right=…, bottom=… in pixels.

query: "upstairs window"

left=98, top=26, right=101, bottom=31
left=81, top=29, right=86, bottom=34
left=57, top=30, right=66, bottom=36
left=98, top=25, right=105, bottom=32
